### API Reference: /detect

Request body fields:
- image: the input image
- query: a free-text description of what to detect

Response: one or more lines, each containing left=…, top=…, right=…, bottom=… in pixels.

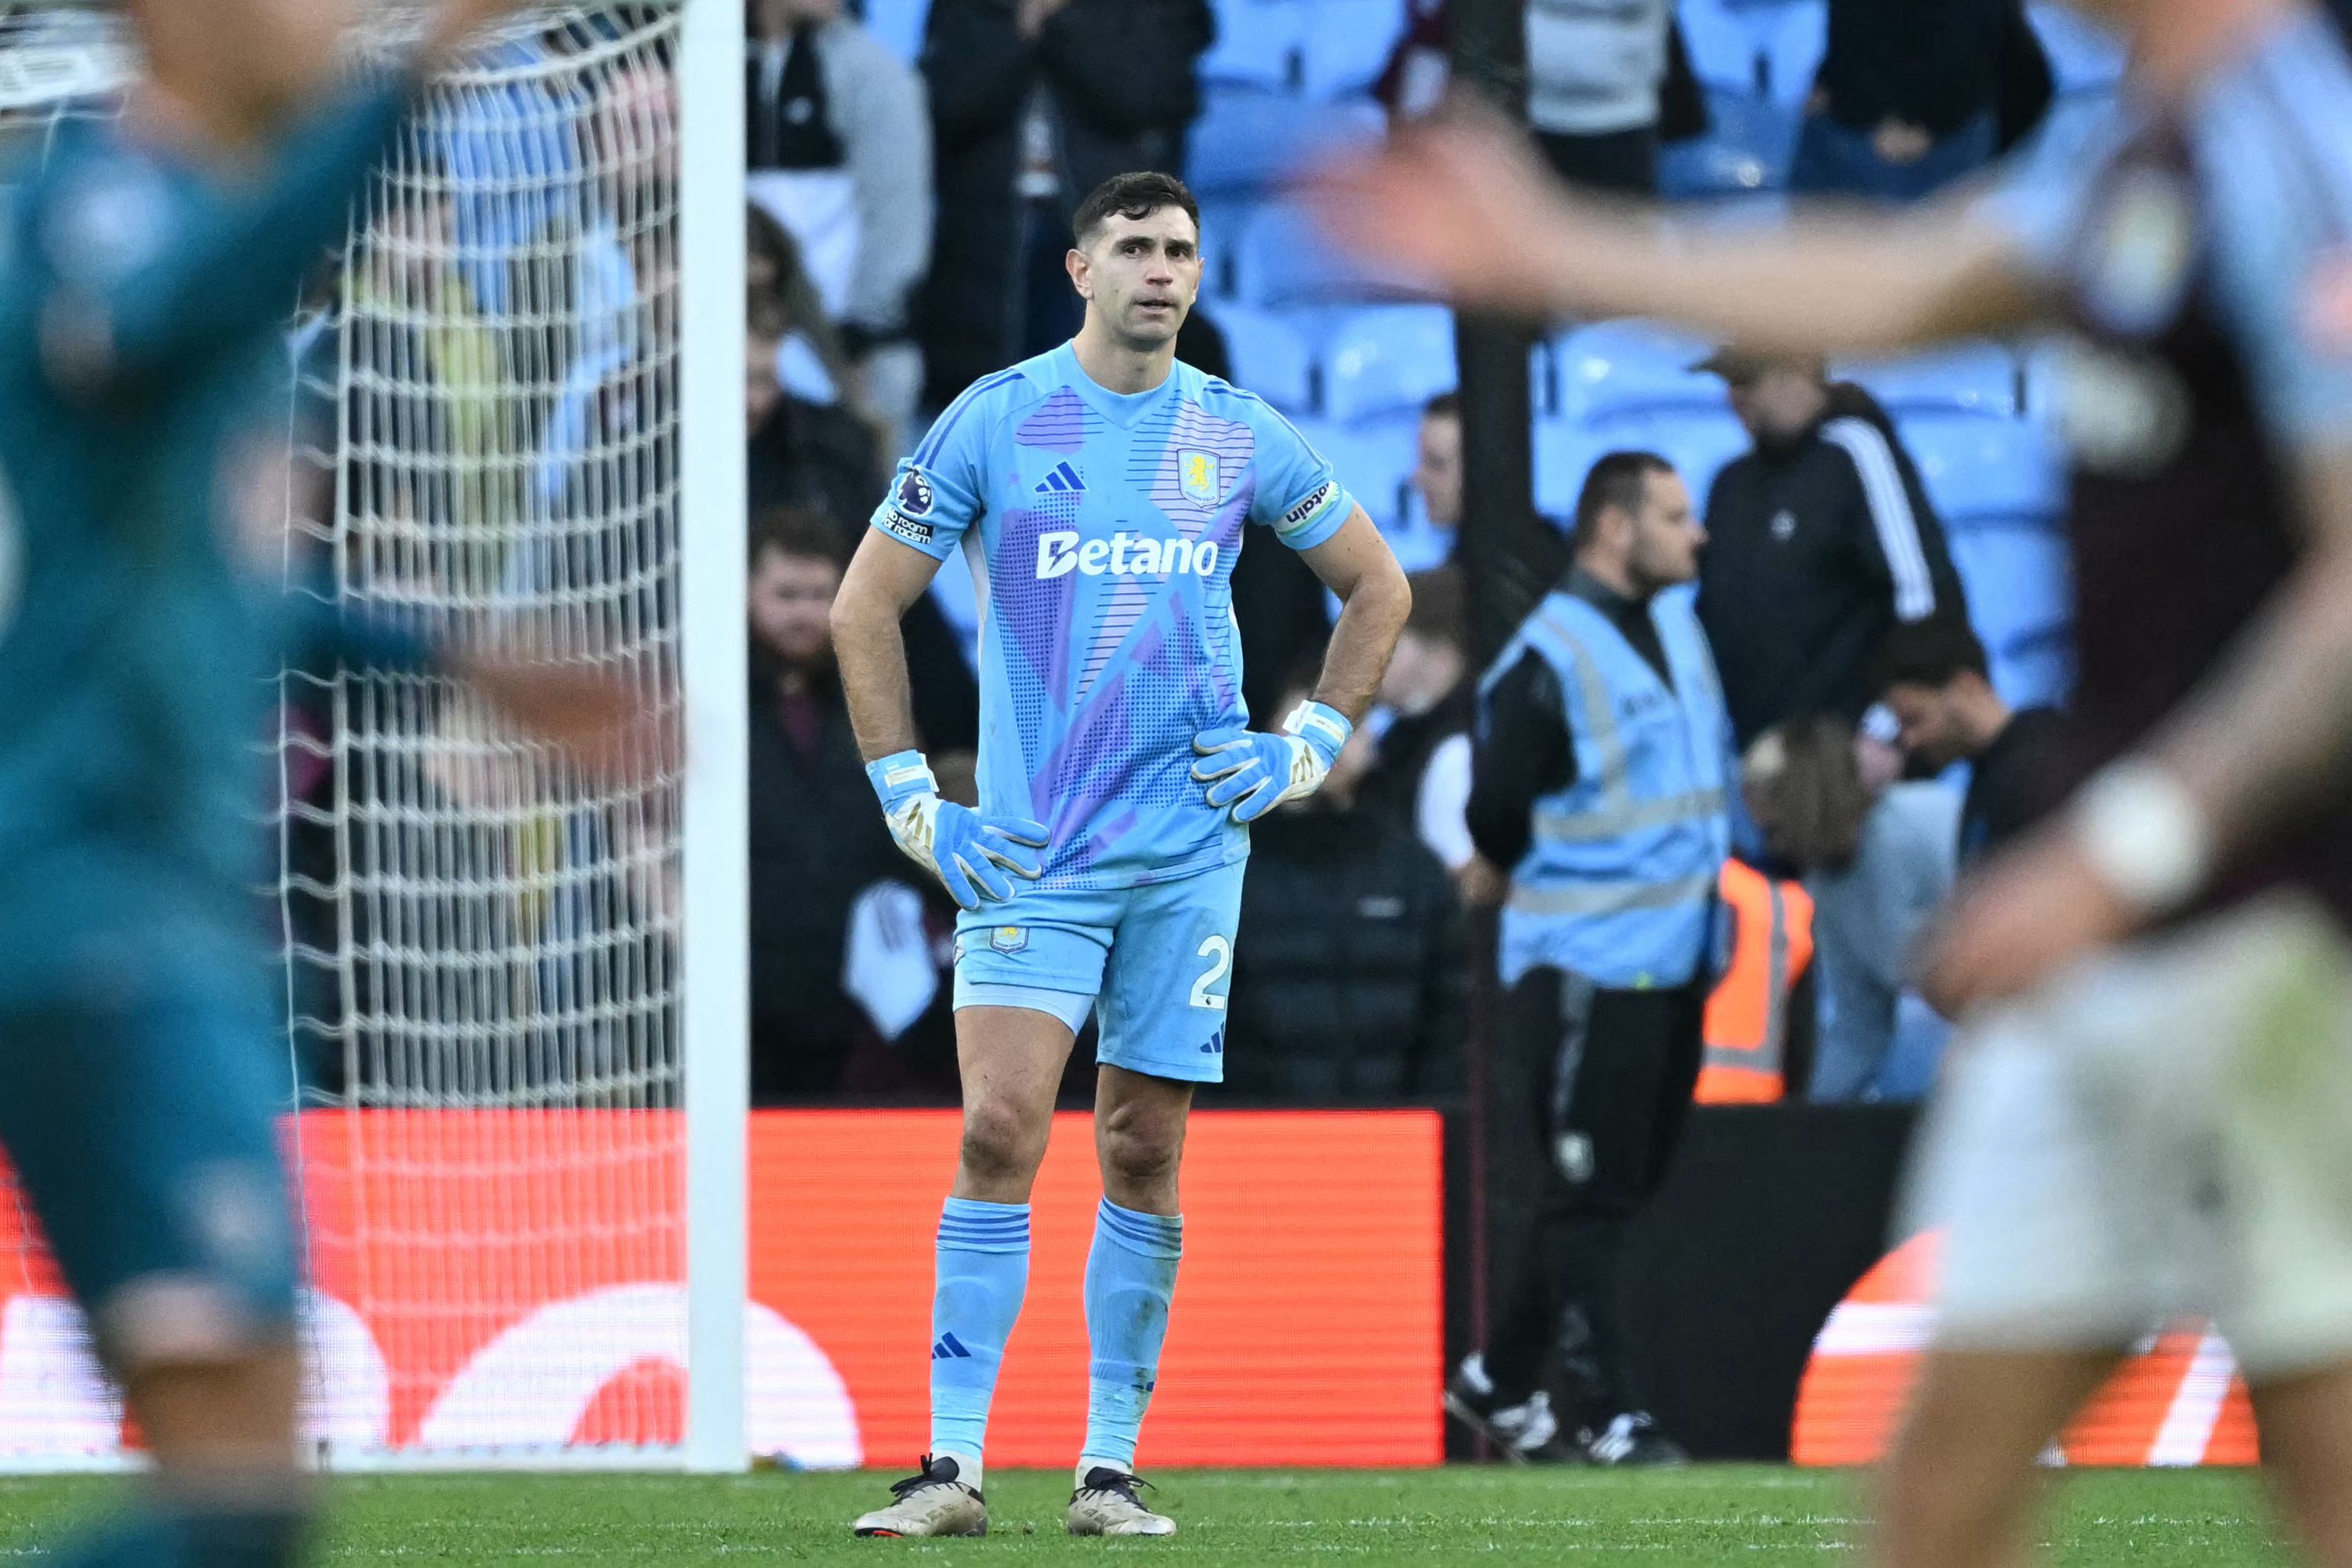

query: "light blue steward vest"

left=1484, top=587, right=1733, bottom=989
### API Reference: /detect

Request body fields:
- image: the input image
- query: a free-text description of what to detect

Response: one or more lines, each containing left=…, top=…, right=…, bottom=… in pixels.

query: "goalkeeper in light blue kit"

left=0, top=3, right=643, bottom=1566
left=834, top=171, right=1410, bottom=1538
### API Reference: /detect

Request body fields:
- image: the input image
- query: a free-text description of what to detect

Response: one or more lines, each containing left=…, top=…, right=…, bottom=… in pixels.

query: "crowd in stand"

left=742, top=0, right=2093, bottom=1108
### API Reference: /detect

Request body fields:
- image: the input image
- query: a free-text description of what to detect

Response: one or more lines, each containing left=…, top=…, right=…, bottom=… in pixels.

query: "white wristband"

left=2071, top=759, right=2214, bottom=918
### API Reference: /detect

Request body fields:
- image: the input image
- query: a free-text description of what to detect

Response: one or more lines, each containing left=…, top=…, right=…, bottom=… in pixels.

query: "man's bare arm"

left=829, top=530, right=947, bottom=762
left=2150, top=448, right=2352, bottom=861
left=1297, top=505, right=1412, bottom=720
left=1317, top=118, right=2046, bottom=357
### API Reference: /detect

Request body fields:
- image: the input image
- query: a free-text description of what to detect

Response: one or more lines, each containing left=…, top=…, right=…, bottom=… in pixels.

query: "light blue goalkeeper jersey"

left=873, top=341, right=1354, bottom=889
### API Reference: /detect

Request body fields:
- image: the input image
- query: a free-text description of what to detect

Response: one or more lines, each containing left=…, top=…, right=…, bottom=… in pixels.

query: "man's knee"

left=959, top=1096, right=1050, bottom=1186
left=1099, top=1101, right=1183, bottom=1194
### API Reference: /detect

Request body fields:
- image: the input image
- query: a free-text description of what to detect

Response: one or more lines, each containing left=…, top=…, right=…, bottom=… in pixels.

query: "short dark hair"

left=1870, top=613, right=1990, bottom=697
left=750, top=505, right=850, bottom=570
left=1570, top=451, right=1673, bottom=554
left=1423, top=390, right=1459, bottom=422
left=1072, top=172, right=1201, bottom=247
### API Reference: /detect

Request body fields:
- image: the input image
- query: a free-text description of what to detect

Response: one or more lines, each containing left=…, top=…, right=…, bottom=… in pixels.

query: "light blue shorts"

left=952, top=858, right=1245, bottom=1084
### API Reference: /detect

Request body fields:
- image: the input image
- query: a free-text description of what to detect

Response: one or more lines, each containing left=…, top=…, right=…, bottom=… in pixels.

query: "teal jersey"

left=0, top=81, right=412, bottom=1002
left=874, top=342, right=1353, bottom=889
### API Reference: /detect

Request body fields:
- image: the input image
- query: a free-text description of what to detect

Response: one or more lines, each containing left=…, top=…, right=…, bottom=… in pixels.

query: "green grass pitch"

left=0, top=1466, right=2292, bottom=1564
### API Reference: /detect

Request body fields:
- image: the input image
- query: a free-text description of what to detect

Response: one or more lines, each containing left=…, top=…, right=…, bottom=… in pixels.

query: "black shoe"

left=1580, top=1410, right=1688, bottom=1466
left=1444, top=1353, right=1575, bottom=1463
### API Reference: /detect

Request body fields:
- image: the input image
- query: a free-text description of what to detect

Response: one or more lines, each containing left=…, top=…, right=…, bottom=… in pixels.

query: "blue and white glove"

left=866, top=750, right=1049, bottom=911
left=1190, top=701, right=1354, bottom=825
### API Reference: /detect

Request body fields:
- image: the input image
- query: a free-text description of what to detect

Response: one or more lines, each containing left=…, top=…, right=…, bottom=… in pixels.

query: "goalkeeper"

left=832, top=171, right=1410, bottom=1538
left=0, top=3, right=651, bottom=1566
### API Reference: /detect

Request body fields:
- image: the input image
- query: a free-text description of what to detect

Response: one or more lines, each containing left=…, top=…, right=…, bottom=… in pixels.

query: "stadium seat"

left=1321, top=305, right=1456, bottom=425
left=1232, top=200, right=1419, bottom=307
left=1605, top=411, right=1752, bottom=499
left=859, top=0, right=930, bottom=63
left=1300, top=414, right=1420, bottom=527
left=1835, top=342, right=2020, bottom=420
left=1989, top=622, right=2075, bottom=708
left=1200, top=1, right=1304, bottom=91
left=1188, top=86, right=1384, bottom=196
left=1950, top=526, right=2072, bottom=654
left=1658, top=90, right=1801, bottom=197
left=2029, top=2, right=2126, bottom=95
left=1533, top=416, right=1607, bottom=520
left=1299, top=0, right=1402, bottom=98
left=1212, top=304, right=1319, bottom=412
left=1901, top=415, right=2064, bottom=528
left=1757, top=0, right=1826, bottom=106
left=1196, top=197, right=1258, bottom=298
left=1677, top=0, right=1766, bottom=94
left=1553, top=320, right=1727, bottom=422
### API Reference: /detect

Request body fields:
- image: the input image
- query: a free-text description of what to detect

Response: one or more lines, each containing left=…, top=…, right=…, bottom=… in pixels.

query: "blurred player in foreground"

left=832, top=171, right=1409, bottom=1537
left=1324, top=0, right=2352, bottom=1562
left=0, top=2, right=654, bottom=1565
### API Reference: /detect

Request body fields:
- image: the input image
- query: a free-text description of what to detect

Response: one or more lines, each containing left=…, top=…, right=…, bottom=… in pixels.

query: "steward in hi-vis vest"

left=1450, top=451, right=1730, bottom=1468
left=1697, top=860, right=1816, bottom=1104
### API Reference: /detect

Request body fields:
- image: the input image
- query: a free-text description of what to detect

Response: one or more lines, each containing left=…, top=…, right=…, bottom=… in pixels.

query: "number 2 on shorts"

left=1190, top=935, right=1231, bottom=1011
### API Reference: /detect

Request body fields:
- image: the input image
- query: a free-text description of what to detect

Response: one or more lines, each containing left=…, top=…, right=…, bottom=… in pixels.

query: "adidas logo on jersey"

left=1035, top=531, right=1219, bottom=580
left=1033, top=461, right=1085, bottom=494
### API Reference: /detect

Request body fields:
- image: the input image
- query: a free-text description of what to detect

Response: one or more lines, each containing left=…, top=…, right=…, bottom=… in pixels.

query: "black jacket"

left=916, top=0, right=1212, bottom=405
left=748, top=668, right=904, bottom=1100
left=1695, top=393, right=1966, bottom=747
left=1223, top=806, right=1466, bottom=1103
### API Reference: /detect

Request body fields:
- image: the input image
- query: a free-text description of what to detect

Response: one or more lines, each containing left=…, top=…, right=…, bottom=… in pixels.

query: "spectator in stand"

left=1872, top=613, right=2071, bottom=867
left=747, top=0, right=933, bottom=456
left=1792, top=0, right=2049, bottom=201
left=748, top=300, right=886, bottom=534
left=1386, top=391, right=1462, bottom=574
left=1224, top=669, right=1466, bottom=1103
left=748, top=508, right=974, bottom=1100
left=1692, top=351, right=1967, bottom=750
left=915, top=0, right=1212, bottom=407
left=1359, top=566, right=1487, bottom=897
left=1742, top=715, right=1958, bottom=1103
left=1524, top=0, right=1674, bottom=194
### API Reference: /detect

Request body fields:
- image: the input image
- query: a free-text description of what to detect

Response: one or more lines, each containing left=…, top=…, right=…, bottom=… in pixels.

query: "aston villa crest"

left=1179, top=450, right=1221, bottom=505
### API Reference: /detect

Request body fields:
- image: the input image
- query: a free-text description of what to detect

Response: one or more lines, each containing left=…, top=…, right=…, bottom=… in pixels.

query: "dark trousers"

left=1483, top=965, right=1708, bottom=1425
left=1534, top=124, right=1661, bottom=197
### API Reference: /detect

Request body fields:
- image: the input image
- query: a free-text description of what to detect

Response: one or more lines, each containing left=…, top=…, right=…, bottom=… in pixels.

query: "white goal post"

left=0, top=1, right=747, bottom=1472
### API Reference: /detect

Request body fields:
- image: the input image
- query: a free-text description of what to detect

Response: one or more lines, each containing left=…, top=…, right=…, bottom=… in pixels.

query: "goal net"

left=0, top=1, right=746, bottom=1470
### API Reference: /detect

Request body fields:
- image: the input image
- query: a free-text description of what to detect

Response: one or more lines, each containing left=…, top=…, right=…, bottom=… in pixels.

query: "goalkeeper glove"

left=1190, top=701, right=1354, bottom=825
left=865, top=751, right=1049, bottom=911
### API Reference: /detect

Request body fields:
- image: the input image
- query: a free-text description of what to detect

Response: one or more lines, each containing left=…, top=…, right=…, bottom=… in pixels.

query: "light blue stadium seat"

left=1300, top=0, right=1403, bottom=98
left=1901, top=415, right=2064, bottom=528
left=1232, top=201, right=1419, bottom=307
left=2029, top=2, right=2126, bottom=95
left=1299, top=414, right=1420, bottom=528
left=1201, top=1, right=1304, bottom=90
left=1188, top=86, right=1385, bottom=196
left=1554, top=320, right=1727, bottom=422
left=1990, top=623, right=2074, bottom=709
left=858, top=0, right=930, bottom=63
left=1951, top=526, right=2071, bottom=657
left=1322, top=305, right=1455, bottom=425
left=1678, top=0, right=1765, bottom=93
left=1533, top=417, right=1607, bottom=521
left=1757, top=0, right=1825, bottom=106
left=1836, top=342, right=2020, bottom=419
left=1197, top=197, right=1257, bottom=298
left=1212, top=304, right=1319, bottom=413
left=1607, top=411, right=1752, bottom=499
left=1658, top=90, right=1801, bottom=197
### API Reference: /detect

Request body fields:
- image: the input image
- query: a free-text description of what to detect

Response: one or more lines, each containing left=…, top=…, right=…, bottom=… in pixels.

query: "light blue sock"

left=1080, top=1197, right=1183, bottom=1474
left=930, top=1196, right=1031, bottom=1470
